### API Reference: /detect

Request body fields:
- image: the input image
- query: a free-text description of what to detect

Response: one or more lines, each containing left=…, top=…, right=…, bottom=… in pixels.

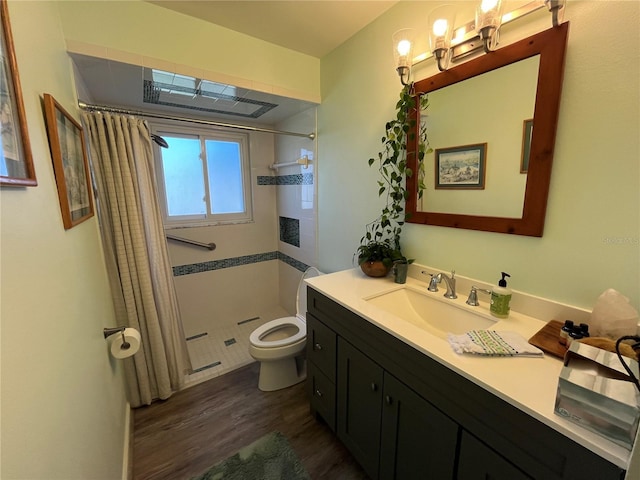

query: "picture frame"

left=520, top=118, right=533, bottom=173
left=43, top=93, right=94, bottom=229
left=0, top=0, right=36, bottom=186
left=435, top=143, right=487, bottom=189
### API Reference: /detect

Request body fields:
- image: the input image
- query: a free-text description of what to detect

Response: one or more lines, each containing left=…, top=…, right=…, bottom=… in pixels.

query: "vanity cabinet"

left=306, top=287, right=626, bottom=480
left=337, top=337, right=459, bottom=479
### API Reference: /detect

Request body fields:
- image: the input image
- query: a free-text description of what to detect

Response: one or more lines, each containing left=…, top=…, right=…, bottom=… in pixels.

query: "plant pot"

left=360, top=261, right=391, bottom=278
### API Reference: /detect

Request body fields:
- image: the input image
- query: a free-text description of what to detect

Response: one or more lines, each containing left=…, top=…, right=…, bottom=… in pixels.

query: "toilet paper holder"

left=104, top=327, right=131, bottom=350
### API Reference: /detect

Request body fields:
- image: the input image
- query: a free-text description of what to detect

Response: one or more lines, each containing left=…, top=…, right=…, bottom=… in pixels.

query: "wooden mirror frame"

left=406, top=23, right=569, bottom=237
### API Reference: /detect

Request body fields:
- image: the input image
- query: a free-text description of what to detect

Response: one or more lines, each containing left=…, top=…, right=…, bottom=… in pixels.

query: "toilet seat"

left=249, top=315, right=306, bottom=349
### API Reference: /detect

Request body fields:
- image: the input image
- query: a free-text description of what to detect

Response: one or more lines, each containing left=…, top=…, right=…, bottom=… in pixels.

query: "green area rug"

left=191, top=431, right=311, bottom=480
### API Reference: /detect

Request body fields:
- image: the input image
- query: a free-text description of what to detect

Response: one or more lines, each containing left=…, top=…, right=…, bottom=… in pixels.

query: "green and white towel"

left=448, top=330, right=544, bottom=357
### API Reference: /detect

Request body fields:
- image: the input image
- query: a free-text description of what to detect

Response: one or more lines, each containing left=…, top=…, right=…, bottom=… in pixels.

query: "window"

left=152, top=124, right=252, bottom=227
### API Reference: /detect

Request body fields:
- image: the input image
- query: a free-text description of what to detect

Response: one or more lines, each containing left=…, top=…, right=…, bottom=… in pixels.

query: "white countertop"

left=306, top=267, right=635, bottom=470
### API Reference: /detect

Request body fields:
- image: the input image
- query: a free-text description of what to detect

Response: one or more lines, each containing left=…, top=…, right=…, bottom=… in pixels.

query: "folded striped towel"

left=447, top=330, right=544, bottom=357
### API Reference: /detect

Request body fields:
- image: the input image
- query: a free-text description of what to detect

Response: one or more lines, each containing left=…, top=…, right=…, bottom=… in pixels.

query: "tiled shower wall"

left=165, top=107, right=317, bottom=380
left=274, top=108, right=318, bottom=314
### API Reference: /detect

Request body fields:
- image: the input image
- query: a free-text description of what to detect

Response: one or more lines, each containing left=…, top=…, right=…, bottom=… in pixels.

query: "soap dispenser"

left=490, top=272, right=512, bottom=318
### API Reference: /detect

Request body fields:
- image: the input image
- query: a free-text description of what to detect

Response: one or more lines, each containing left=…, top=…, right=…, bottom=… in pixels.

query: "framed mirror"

left=406, top=23, right=569, bottom=236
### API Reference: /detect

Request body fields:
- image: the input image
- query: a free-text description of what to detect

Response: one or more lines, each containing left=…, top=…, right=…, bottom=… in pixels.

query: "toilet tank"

left=296, top=267, right=321, bottom=317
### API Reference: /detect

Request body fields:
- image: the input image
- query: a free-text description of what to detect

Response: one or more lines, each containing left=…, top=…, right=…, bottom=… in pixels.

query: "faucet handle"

left=421, top=270, right=440, bottom=292
left=466, top=285, right=491, bottom=306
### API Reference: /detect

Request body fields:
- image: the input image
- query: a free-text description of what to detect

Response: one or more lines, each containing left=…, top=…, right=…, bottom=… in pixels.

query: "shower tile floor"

left=183, top=306, right=290, bottom=389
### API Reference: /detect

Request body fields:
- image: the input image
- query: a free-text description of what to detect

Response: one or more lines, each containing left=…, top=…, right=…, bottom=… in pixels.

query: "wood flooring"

left=132, top=362, right=368, bottom=480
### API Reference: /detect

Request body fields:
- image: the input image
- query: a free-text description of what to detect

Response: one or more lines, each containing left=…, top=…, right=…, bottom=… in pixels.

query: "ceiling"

left=73, top=1, right=398, bottom=126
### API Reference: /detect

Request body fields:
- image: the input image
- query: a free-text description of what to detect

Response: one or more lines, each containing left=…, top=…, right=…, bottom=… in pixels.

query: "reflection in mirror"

left=406, top=23, right=569, bottom=237
left=420, top=55, right=539, bottom=218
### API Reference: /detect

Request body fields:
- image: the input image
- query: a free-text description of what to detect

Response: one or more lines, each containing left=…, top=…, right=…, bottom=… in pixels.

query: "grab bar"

left=270, top=155, right=312, bottom=170
left=166, top=234, right=216, bottom=251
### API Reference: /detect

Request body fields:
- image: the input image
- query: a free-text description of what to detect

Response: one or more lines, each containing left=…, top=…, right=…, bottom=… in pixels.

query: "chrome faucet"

left=436, top=270, right=457, bottom=299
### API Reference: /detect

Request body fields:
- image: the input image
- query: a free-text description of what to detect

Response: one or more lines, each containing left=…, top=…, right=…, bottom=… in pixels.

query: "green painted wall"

left=318, top=1, right=639, bottom=311
left=1, top=2, right=128, bottom=479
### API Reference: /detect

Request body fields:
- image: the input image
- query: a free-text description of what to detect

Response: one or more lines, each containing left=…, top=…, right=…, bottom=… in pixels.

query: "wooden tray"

left=528, top=320, right=568, bottom=359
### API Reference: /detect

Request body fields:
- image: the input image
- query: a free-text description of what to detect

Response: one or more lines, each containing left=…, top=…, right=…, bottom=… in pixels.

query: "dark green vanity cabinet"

left=306, top=287, right=626, bottom=480
left=338, top=338, right=459, bottom=479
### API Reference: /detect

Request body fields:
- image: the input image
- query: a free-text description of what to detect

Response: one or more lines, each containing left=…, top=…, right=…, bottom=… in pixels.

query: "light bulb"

left=480, top=0, right=499, bottom=13
left=432, top=18, right=449, bottom=37
left=397, top=39, right=412, bottom=57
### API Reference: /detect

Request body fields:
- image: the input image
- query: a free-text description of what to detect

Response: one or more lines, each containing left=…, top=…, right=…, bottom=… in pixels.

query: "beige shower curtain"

left=82, top=111, right=191, bottom=407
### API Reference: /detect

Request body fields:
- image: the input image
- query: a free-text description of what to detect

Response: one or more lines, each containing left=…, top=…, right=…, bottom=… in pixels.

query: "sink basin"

left=364, top=285, right=497, bottom=338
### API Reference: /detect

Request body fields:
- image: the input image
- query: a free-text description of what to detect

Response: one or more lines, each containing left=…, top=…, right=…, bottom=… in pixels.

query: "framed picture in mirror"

left=520, top=119, right=533, bottom=174
left=43, top=93, right=94, bottom=229
left=435, top=143, right=486, bottom=189
left=0, top=0, right=36, bottom=186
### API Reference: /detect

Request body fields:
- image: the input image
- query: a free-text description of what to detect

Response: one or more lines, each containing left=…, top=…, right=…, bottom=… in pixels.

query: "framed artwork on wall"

left=435, top=143, right=487, bottom=189
left=43, top=93, right=94, bottom=229
left=520, top=118, right=533, bottom=173
left=0, top=0, right=36, bottom=186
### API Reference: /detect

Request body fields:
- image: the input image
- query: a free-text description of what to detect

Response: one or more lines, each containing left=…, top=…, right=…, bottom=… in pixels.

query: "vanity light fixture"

left=476, top=0, right=505, bottom=53
left=392, top=28, right=416, bottom=86
left=394, top=0, right=568, bottom=81
left=428, top=5, right=457, bottom=72
left=544, top=0, right=566, bottom=27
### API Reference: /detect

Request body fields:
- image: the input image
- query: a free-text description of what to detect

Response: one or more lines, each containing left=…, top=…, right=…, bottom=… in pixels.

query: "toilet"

left=249, top=266, right=321, bottom=391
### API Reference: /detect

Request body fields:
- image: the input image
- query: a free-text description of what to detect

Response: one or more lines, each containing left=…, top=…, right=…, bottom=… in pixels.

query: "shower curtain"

left=82, top=111, right=191, bottom=407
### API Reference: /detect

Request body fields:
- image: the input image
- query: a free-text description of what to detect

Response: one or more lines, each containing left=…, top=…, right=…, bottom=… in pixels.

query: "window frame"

left=150, top=122, right=253, bottom=228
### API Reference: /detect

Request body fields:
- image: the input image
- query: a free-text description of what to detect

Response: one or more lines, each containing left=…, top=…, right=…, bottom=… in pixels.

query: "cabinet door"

left=337, top=338, right=384, bottom=480
left=457, top=431, right=532, bottom=480
left=380, top=373, right=459, bottom=480
left=306, top=313, right=336, bottom=379
left=307, top=362, right=336, bottom=431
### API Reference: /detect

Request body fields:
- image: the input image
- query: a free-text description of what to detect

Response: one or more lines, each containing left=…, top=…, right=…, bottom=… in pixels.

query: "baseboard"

left=122, top=402, right=133, bottom=480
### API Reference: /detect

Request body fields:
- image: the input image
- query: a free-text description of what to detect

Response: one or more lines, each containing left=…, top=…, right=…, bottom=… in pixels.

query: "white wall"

left=0, top=2, right=128, bottom=479
left=317, top=1, right=639, bottom=312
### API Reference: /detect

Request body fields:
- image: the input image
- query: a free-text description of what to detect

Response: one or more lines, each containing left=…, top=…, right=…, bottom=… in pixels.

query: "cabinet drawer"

left=307, top=313, right=336, bottom=379
left=458, top=430, right=532, bottom=480
left=308, top=362, right=336, bottom=432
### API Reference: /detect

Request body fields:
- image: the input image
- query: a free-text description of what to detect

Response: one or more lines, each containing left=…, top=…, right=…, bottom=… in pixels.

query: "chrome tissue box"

left=555, top=341, right=640, bottom=450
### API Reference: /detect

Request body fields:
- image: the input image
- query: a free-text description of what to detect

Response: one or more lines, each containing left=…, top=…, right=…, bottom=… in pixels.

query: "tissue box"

left=554, top=342, right=640, bottom=450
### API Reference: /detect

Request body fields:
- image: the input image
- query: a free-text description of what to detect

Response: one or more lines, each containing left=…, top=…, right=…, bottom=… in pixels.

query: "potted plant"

left=357, top=84, right=431, bottom=278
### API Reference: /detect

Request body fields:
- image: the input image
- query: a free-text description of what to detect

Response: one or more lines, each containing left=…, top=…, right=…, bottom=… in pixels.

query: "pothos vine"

left=357, top=84, right=431, bottom=266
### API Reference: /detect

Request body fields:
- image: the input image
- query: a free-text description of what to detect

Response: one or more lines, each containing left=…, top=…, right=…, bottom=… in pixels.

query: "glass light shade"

left=428, top=5, right=457, bottom=53
left=392, top=29, right=416, bottom=69
left=476, top=0, right=504, bottom=32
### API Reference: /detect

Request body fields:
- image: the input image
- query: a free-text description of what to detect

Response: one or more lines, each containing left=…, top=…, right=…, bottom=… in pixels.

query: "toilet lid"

left=250, top=316, right=306, bottom=348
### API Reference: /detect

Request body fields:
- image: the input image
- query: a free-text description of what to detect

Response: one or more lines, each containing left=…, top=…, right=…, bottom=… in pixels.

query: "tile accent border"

left=257, top=173, right=313, bottom=186
left=173, top=251, right=310, bottom=277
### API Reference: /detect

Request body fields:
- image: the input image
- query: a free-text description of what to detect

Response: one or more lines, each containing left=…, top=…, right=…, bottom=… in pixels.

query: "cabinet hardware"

left=314, top=343, right=323, bottom=351
left=386, top=395, right=393, bottom=405
left=315, top=389, right=323, bottom=398
left=371, top=383, right=378, bottom=392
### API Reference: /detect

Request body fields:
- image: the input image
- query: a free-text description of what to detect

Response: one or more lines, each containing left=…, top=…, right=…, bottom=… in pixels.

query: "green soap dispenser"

left=490, top=272, right=512, bottom=318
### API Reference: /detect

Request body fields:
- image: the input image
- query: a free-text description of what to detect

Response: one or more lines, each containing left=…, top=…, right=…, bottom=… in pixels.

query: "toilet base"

left=257, top=356, right=306, bottom=392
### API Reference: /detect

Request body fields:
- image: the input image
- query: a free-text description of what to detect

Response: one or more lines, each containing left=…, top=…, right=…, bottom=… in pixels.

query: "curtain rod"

left=78, top=101, right=316, bottom=140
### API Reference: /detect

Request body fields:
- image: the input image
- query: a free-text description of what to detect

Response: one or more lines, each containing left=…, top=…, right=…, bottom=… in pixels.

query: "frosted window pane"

left=205, top=140, right=244, bottom=214
left=161, top=137, right=206, bottom=216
